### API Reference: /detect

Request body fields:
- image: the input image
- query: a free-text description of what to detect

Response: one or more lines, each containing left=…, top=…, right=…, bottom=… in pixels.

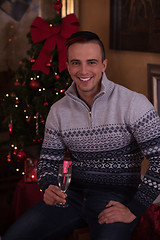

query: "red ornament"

left=16, top=150, right=27, bottom=162
left=46, top=62, right=51, bottom=67
left=9, top=120, right=13, bottom=137
left=30, top=80, right=40, bottom=90
left=54, top=0, right=62, bottom=14
left=7, top=152, right=11, bottom=162
left=40, top=118, right=45, bottom=125
left=54, top=74, right=60, bottom=80
left=26, top=117, right=31, bottom=123
left=30, top=58, right=35, bottom=63
left=14, top=80, right=20, bottom=86
left=43, top=101, right=49, bottom=107
left=11, top=92, right=16, bottom=97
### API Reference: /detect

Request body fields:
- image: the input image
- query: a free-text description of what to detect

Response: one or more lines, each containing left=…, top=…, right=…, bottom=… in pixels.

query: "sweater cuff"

left=126, top=198, right=148, bottom=217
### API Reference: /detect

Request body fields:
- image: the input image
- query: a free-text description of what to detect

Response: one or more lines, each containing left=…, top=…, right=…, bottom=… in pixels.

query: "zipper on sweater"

left=89, top=111, right=92, bottom=126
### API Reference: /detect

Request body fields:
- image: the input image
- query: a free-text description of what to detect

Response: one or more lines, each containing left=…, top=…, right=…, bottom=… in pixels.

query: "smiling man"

left=2, top=31, right=160, bottom=240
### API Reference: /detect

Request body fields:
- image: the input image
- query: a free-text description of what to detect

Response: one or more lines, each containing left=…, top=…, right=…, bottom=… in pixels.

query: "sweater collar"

left=66, top=72, right=115, bottom=100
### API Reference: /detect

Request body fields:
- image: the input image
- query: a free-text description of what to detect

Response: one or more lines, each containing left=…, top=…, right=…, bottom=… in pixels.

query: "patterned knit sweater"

left=37, top=73, right=160, bottom=217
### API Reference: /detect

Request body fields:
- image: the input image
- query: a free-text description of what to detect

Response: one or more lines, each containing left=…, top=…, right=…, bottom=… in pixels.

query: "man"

left=2, top=31, right=160, bottom=240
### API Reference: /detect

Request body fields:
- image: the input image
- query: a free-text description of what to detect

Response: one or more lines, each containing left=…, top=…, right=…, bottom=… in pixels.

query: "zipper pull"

left=89, top=111, right=92, bottom=124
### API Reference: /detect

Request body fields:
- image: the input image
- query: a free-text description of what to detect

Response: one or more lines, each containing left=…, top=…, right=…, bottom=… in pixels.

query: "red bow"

left=30, top=14, right=80, bottom=74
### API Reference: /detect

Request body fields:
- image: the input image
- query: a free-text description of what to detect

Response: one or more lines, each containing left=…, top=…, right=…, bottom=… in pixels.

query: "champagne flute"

left=56, top=161, right=72, bottom=207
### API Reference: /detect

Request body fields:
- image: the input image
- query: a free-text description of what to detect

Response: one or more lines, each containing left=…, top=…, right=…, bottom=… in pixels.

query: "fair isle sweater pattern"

left=37, top=73, right=160, bottom=217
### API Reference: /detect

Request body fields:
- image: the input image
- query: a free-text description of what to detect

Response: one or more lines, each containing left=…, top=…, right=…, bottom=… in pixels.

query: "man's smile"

left=79, top=76, right=93, bottom=82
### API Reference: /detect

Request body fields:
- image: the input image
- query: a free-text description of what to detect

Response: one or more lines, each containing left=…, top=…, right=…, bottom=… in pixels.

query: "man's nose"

left=80, top=63, right=88, bottom=74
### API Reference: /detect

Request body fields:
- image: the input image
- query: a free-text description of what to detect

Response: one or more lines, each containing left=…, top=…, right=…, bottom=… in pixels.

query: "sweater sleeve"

left=127, top=94, right=160, bottom=216
left=37, top=106, right=66, bottom=192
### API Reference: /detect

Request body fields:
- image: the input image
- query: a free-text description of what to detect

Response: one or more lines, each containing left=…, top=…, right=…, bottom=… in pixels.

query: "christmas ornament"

left=16, top=149, right=27, bottom=162
left=46, top=61, right=51, bottom=67
left=54, top=73, right=60, bottom=80
left=7, top=152, right=11, bottom=162
left=40, top=118, right=45, bottom=125
left=43, top=101, right=49, bottom=107
left=54, top=0, right=62, bottom=14
left=9, top=120, right=13, bottom=136
left=11, top=92, right=16, bottom=97
left=30, top=57, right=35, bottom=63
left=30, top=14, right=79, bottom=74
left=14, top=79, right=20, bottom=86
left=26, top=116, right=31, bottom=123
left=30, top=79, right=40, bottom=89
left=24, top=158, right=38, bottom=182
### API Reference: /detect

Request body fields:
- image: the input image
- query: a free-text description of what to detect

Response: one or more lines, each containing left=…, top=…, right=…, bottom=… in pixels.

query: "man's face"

left=67, top=42, right=107, bottom=99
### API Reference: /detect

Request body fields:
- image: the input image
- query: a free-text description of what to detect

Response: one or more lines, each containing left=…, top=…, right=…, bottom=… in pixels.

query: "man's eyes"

left=71, top=61, right=97, bottom=65
left=88, top=61, right=97, bottom=65
left=71, top=61, right=79, bottom=65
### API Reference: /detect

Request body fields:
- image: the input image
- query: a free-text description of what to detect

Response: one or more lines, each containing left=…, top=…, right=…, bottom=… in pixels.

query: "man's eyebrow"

left=70, top=59, right=79, bottom=62
left=87, top=59, right=98, bottom=62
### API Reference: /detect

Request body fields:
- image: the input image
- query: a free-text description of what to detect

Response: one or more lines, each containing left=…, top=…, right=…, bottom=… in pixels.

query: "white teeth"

left=80, top=77, right=91, bottom=81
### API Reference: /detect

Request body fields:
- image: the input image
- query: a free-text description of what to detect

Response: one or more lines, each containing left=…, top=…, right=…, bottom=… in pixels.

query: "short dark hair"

left=66, top=31, right=105, bottom=61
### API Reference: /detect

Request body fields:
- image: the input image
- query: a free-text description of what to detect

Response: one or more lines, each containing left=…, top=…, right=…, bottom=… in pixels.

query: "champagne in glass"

left=56, top=161, right=72, bottom=207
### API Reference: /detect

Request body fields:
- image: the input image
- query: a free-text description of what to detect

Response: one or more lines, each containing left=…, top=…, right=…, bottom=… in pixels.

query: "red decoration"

left=30, top=58, right=35, bottom=63
left=30, top=14, right=79, bottom=74
left=14, top=80, right=20, bottom=86
left=54, top=0, right=62, bottom=14
left=40, top=118, right=45, bottom=125
left=54, top=74, right=60, bottom=80
left=43, top=101, right=49, bottom=107
left=7, top=152, right=11, bottom=162
left=9, top=120, right=13, bottom=137
left=24, top=158, right=38, bottom=182
left=26, top=117, right=31, bottom=123
left=16, top=150, right=27, bottom=162
left=30, top=80, right=40, bottom=89
left=46, top=61, right=51, bottom=67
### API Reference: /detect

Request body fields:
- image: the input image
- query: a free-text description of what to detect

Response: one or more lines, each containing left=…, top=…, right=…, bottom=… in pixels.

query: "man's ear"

left=102, top=59, right=108, bottom=72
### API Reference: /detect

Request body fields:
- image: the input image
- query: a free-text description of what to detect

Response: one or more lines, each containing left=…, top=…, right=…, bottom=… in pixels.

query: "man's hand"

left=98, top=201, right=136, bottom=224
left=43, top=185, right=67, bottom=206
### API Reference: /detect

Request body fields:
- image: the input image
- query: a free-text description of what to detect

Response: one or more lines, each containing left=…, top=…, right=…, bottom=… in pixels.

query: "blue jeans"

left=2, top=187, right=138, bottom=240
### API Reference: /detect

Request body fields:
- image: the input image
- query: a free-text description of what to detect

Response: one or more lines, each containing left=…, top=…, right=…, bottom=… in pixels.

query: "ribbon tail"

left=32, top=38, right=56, bottom=75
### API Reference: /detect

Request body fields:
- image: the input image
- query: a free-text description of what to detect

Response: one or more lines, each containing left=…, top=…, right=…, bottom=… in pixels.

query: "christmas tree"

left=0, top=0, right=79, bottom=178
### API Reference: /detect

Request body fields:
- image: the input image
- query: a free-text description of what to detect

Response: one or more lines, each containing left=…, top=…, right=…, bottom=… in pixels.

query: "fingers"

left=43, top=185, right=67, bottom=206
left=98, top=201, right=136, bottom=224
